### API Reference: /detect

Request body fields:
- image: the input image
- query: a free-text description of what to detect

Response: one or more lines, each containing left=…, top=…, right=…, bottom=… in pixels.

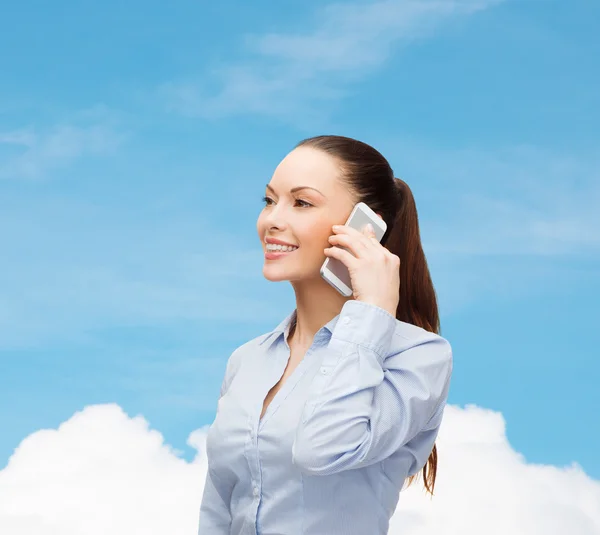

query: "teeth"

left=266, top=243, right=298, bottom=252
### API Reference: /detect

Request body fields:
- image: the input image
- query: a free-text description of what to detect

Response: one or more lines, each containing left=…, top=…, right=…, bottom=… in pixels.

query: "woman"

left=198, top=135, right=453, bottom=534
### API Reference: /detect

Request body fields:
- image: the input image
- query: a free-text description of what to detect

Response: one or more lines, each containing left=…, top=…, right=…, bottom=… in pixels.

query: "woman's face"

left=257, top=147, right=356, bottom=283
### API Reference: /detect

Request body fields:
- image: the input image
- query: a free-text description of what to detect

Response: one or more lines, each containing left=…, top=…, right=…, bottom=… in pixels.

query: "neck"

left=288, top=277, right=351, bottom=349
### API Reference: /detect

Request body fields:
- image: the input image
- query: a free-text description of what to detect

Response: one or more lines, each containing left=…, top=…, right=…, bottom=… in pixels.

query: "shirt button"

left=342, top=317, right=351, bottom=325
left=253, top=485, right=259, bottom=496
left=320, top=367, right=328, bottom=375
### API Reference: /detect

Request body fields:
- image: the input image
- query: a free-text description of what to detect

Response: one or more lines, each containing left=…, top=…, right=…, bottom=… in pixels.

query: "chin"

left=262, top=271, right=288, bottom=282
left=262, top=264, right=291, bottom=282
left=262, top=263, right=321, bottom=284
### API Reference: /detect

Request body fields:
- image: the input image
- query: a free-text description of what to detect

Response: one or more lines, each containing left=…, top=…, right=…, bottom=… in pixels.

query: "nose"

left=262, top=204, right=288, bottom=232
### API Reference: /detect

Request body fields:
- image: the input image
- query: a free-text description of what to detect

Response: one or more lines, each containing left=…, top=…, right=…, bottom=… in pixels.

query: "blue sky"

left=1, top=0, right=599, bottom=500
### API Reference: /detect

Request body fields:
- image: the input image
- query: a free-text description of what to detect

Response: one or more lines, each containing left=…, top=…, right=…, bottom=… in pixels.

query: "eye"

left=262, top=196, right=275, bottom=206
left=295, top=199, right=313, bottom=208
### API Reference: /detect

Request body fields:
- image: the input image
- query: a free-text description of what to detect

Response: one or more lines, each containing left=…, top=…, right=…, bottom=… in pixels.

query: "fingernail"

left=365, top=223, right=374, bottom=233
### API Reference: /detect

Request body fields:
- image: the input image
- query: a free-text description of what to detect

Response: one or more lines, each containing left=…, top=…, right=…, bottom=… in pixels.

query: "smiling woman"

left=198, top=135, right=452, bottom=535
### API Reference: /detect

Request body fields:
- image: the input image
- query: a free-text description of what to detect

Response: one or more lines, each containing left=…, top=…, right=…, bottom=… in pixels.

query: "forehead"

left=269, top=147, right=345, bottom=195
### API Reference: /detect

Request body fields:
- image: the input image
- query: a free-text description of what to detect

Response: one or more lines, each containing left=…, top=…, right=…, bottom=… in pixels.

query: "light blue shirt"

left=198, top=300, right=453, bottom=535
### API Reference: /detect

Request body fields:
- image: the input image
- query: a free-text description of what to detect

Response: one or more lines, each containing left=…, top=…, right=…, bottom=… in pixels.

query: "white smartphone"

left=320, top=201, right=388, bottom=297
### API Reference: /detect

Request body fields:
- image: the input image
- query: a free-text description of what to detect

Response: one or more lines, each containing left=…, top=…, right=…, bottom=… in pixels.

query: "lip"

left=265, top=237, right=298, bottom=247
left=264, top=249, right=297, bottom=260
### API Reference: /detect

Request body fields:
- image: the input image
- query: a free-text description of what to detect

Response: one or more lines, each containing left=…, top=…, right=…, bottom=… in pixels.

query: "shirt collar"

left=259, top=309, right=341, bottom=350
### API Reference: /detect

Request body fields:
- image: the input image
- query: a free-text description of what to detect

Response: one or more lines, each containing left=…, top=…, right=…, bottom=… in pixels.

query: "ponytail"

left=385, top=178, right=440, bottom=494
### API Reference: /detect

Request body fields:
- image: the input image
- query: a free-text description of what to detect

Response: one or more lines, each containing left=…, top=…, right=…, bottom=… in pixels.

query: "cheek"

left=314, top=217, right=335, bottom=240
left=301, top=221, right=334, bottom=253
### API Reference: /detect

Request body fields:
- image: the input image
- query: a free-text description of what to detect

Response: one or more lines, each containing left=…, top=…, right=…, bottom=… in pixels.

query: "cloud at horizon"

left=0, top=402, right=598, bottom=535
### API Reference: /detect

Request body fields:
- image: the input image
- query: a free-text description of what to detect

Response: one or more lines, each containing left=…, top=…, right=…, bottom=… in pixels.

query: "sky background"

left=1, top=0, right=599, bottom=533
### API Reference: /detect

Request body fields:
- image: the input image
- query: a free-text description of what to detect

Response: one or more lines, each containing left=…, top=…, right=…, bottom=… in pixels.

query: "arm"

left=197, top=468, right=232, bottom=534
left=197, top=349, right=243, bottom=533
left=292, top=300, right=452, bottom=476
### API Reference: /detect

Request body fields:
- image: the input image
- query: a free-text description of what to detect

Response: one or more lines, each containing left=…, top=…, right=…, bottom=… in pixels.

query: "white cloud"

left=0, top=403, right=598, bottom=534
left=440, top=154, right=600, bottom=256
left=0, top=108, right=127, bottom=180
left=161, top=0, right=503, bottom=122
left=0, top=129, right=36, bottom=147
left=393, top=406, right=600, bottom=534
left=370, top=139, right=600, bottom=256
left=0, top=404, right=206, bottom=535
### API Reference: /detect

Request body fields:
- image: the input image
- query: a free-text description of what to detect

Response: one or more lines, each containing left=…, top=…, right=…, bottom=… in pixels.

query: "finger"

left=363, top=223, right=376, bottom=238
left=332, top=224, right=374, bottom=249
left=331, top=227, right=381, bottom=259
left=336, top=223, right=381, bottom=251
left=388, top=252, right=401, bottom=268
left=324, top=245, right=358, bottom=269
left=363, top=223, right=382, bottom=247
left=328, top=233, right=369, bottom=258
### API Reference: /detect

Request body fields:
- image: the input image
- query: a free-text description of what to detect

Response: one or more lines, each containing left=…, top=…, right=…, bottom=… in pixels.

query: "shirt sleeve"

left=197, top=469, right=231, bottom=534
left=292, top=300, right=453, bottom=476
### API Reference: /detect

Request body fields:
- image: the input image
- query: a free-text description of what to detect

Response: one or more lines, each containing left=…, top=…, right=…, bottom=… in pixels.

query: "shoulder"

left=219, top=330, right=275, bottom=396
left=225, top=330, right=276, bottom=373
left=227, top=309, right=293, bottom=368
left=390, top=320, right=453, bottom=373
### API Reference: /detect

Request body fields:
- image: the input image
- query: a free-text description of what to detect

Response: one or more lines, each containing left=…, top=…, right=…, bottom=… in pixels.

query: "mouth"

left=264, top=243, right=299, bottom=259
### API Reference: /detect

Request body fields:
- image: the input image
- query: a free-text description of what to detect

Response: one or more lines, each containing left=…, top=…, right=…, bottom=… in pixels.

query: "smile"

left=265, top=244, right=299, bottom=252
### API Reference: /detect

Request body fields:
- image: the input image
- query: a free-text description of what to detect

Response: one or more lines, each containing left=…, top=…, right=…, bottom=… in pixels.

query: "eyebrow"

left=265, top=184, right=325, bottom=196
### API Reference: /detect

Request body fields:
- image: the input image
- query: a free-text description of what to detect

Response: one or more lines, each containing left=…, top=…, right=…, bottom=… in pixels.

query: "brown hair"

left=296, top=135, right=441, bottom=495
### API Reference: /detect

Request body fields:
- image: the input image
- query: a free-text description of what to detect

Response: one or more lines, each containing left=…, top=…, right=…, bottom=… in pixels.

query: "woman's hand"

left=325, top=223, right=400, bottom=317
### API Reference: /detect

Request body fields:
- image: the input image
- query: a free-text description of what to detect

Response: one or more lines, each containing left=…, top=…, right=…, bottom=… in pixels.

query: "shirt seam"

left=331, top=336, right=388, bottom=359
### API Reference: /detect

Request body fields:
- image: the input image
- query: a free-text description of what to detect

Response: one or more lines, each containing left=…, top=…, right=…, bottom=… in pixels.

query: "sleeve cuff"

left=331, top=300, right=397, bottom=359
